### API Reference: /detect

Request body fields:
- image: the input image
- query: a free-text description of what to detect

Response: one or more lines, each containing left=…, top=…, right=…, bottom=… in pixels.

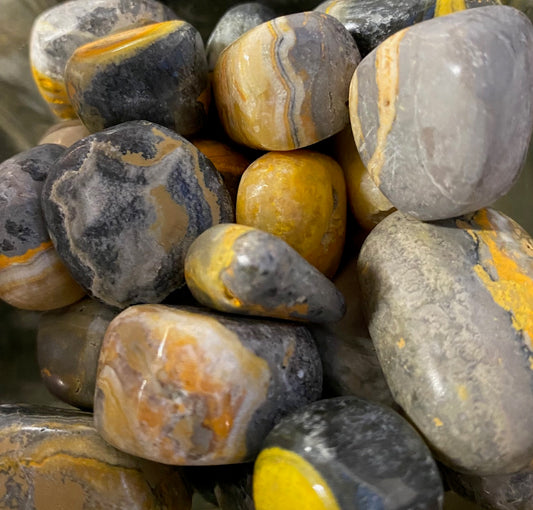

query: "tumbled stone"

left=206, top=2, right=275, bottom=70
left=0, top=144, right=85, bottom=311
left=0, top=404, right=192, bottom=510
left=30, top=0, right=176, bottom=119
left=184, top=223, right=346, bottom=323
left=37, top=297, right=119, bottom=410
left=433, top=0, right=501, bottom=16
left=38, top=119, right=90, bottom=147
left=213, top=11, right=360, bottom=150
left=357, top=208, right=533, bottom=475
left=236, top=150, right=346, bottom=277
left=253, top=396, right=443, bottom=510
left=94, top=304, right=322, bottom=465
left=66, top=20, right=209, bottom=134
left=41, top=121, right=233, bottom=309
left=350, top=6, right=533, bottom=221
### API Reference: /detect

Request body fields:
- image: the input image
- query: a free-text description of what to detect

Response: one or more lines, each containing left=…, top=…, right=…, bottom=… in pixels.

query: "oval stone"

left=357, top=208, right=533, bottom=475
left=0, top=144, right=85, bottom=311
left=65, top=20, right=209, bottom=134
left=30, top=0, right=177, bottom=119
left=236, top=150, right=347, bottom=277
left=39, top=119, right=90, bottom=147
left=350, top=6, right=533, bottom=220
left=94, top=304, right=322, bottom=465
left=37, top=297, right=119, bottom=410
left=41, top=121, right=233, bottom=309
left=253, top=396, right=443, bottom=510
left=0, top=404, right=192, bottom=510
left=213, top=11, right=360, bottom=150
left=184, top=223, right=346, bottom=323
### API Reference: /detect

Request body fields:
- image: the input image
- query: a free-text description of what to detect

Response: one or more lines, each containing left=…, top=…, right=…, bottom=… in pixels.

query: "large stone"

left=94, top=304, right=322, bottom=465
left=357, top=208, right=533, bottom=475
left=41, top=121, right=233, bottom=308
left=350, top=6, right=533, bottom=220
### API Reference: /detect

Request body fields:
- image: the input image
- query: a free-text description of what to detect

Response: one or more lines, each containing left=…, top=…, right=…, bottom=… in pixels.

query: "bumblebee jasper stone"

left=357, top=208, right=533, bottom=475
left=66, top=20, right=209, bottom=134
left=213, top=11, right=360, bottom=150
left=350, top=6, right=533, bottom=221
left=434, top=0, right=501, bottom=16
left=41, top=121, right=233, bottom=309
left=236, top=150, right=346, bottom=277
left=94, top=304, right=322, bottom=465
left=205, top=2, right=275, bottom=71
left=37, top=297, right=119, bottom=410
left=253, top=396, right=443, bottom=510
left=29, top=0, right=176, bottom=119
left=0, top=404, right=192, bottom=510
left=184, top=223, right=346, bottom=323
left=0, top=144, right=85, bottom=311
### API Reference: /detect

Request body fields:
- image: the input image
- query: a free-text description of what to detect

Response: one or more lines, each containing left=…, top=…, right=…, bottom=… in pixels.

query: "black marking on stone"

left=77, top=7, right=119, bottom=37
left=1, top=239, right=14, bottom=252
left=5, top=220, right=34, bottom=243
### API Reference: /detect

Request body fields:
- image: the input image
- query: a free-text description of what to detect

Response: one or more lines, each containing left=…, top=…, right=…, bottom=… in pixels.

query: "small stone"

left=65, top=20, right=209, bottom=134
left=357, top=208, right=533, bottom=475
left=37, top=297, right=119, bottom=410
left=206, top=2, right=275, bottom=71
left=30, top=0, right=176, bottom=119
left=184, top=223, right=346, bottom=323
left=94, top=304, right=322, bottom=465
left=253, top=396, right=444, bottom=510
left=0, top=144, right=85, bottom=311
left=41, top=120, right=233, bottom=309
left=236, top=150, right=347, bottom=277
left=0, top=404, right=192, bottom=510
left=213, top=11, right=360, bottom=150
left=350, top=6, right=533, bottom=220
left=38, top=119, right=90, bottom=147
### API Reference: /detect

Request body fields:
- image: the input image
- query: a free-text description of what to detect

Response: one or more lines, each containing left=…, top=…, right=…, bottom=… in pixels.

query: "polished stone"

left=358, top=208, right=533, bottom=475
left=94, top=304, right=322, bottom=465
left=38, top=119, right=90, bottom=147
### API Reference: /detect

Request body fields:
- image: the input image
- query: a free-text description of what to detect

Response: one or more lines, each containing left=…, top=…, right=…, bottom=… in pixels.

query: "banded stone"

left=213, top=11, right=360, bottom=150
left=253, top=396, right=444, bottom=510
left=94, top=304, right=322, bottom=465
left=29, top=0, right=176, bottom=119
left=357, top=208, right=533, bottom=475
left=0, top=144, right=85, bottom=311
left=433, top=0, right=501, bottom=16
left=41, top=120, right=233, bottom=309
left=65, top=20, right=209, bottom=134
left=350, top=6, right=533, bottom=221
left=184, top=223, right=346, bottom=323
left=0, top=404, right=191, bottom=510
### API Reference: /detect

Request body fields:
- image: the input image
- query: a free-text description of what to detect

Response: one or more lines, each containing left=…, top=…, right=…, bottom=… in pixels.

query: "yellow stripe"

left=31, top=67, right=75, bottom=119
left=435, top=0, right=467, bottom=16
left=0, top=241, right=54, bottom=270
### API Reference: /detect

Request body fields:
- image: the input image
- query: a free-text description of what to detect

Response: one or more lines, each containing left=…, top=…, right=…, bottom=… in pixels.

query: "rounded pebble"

left=38, top=119, right=90, bottom=147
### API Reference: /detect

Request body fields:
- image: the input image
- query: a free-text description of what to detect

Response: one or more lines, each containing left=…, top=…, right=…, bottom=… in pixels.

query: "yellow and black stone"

left=66, top=20, right=209, bottom=135
left=0, top=404, right=192, bottom=510
left=357, top=208, right=533, bottom=475
left=37, top=297, right=119, bottom=410
left=0, top=144, right=85, bottom=311
left=184, top=223, right=346, bottom=323
left=253, top=396, right=444, bottom=510
left=94, top=304, right=322, bottom=465
left=41, top=120, right=233, bottom=309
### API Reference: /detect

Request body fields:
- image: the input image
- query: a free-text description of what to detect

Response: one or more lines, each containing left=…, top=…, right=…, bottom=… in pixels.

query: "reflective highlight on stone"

left=30, top=0, right=176, bottom=118
left=66, top=20, right=208, bottom=134
left=0, top=404, right=192, bottom=510
left=41, top=121, right=233, bottom=309
left=357, top=208, right=533, bottom=475
left=94, top=304, right=322, bottom=465
left=213, top=11, right=360, bottom=150
left=350, top=6, right=533, bottom=221
left=39, top=119, right=90, bottom=147
left=253, top=396, right=443, bottom=510
left=236, top=150, right=346, bottom=277
left=0, top=144, right=85, bottom=311
left=37, top=297, right=119, bottom=410
left=185, top=223, right=346, bottom=323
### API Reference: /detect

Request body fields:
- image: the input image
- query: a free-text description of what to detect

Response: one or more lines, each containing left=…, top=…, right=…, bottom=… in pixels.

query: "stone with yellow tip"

left=253, top=396, right=443, bottom=510
left=236, top=150, right=346, bottom=278
left=358, top=208, right=533, bottom=475
left=0, top=404, right=192, bottom=510
left=184, top=223, right=346, bottom=323
left=93, top=304, right=322, bottom=465
left=433, top=0, right=500, bottom=17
